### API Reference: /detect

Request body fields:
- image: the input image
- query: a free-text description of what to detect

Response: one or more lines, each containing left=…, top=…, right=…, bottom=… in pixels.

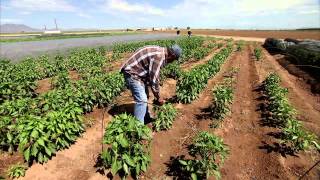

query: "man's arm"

left=149, top=52, right=165, bottom=103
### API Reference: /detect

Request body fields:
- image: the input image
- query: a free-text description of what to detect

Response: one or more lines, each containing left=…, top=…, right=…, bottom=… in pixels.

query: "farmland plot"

left=0, top=37, right=319, bottom=180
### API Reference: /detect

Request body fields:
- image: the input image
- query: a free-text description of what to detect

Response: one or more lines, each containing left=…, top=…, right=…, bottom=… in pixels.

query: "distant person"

left=177, top=30, right=180, bottom=35
left=188, top=30, right=192, bottom=37
left=120, top=45, right=182, bottom=124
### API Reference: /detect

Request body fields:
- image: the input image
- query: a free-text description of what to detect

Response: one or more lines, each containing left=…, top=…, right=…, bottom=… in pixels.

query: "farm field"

left=0, top=36, right=319, bottom=180
left=0, top=33, right=176, bottom=61
left=0, top=31, right=140, bottom=43
left=157, top=29, right=320, bottom=40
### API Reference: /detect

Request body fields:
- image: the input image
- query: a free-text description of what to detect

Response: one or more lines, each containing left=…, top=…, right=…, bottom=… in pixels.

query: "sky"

left=1, top=0, right=320, bottom=30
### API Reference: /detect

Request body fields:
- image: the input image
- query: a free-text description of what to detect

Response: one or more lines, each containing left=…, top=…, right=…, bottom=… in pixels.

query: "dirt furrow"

left=214, top=45, right=292, bottom=179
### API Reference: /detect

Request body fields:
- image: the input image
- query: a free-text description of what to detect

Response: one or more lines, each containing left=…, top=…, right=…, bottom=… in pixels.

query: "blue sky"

left=1, top=0, right=319, bottom=29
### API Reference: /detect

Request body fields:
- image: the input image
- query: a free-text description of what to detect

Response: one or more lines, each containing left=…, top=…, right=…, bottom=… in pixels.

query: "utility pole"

left=44, top=25, right=47, bottom=30
left=54, top=19, right=58, bottom=30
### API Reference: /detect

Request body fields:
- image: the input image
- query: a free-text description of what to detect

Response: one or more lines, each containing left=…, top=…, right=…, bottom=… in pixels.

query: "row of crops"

left=0, top=37, right=220, bottom=178
left=262, top=73, right=320, bottom=152
left=96, top=42, right=235, bottom=179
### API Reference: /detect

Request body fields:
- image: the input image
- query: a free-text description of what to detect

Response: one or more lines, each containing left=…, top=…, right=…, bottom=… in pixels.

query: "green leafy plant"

left=100, top=114, right=152, bottom=179
left=160, top=61, right=183, bottom=82
left=176, top=45, right=233, bottom=103
left=153, top=103, right=177, bottom=131
left=212, top=85, right=233, bottom=120
left=6, top=163, right=28, bottom=178
left=191, top=47, right=210, bottom=60
left=179, top=131, right=229, bottom=180
left=264, top=73, right=296, bottom=127
left=254, top=47, right=262, bottom=60
left=282, top=119, right=320, bottom=152
left=264, top=73, right=320, bottom=152
left=50, top=71, right=72, bottom=89
left=236, top=40, right=245, bottom=51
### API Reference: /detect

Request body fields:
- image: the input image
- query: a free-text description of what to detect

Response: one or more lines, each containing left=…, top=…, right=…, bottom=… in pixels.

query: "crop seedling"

left=50, top=71, right=72, bottom=89
left=236, top=40, right=245, bottom=51
left=177, top=45, right=233, bottom=103
left=6, top=163, right=27, bottom=178
left=153, top=103, right=177, bottom=131
left=254, top=47, right=262, bottom=60
left=282, top=119, right=320, bottom=152
left=212, top=85, right=233, bottom=120
left=179, top=131, right=229, bottom=180
left=99, top=114, right=152, bottom=179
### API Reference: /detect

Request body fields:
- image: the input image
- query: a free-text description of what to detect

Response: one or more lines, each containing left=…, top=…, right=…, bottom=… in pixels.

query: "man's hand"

left=154, top=98, right=165, bottom=106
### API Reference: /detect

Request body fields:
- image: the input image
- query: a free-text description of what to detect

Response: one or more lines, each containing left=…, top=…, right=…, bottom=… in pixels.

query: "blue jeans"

left=124, top=73, right=151, bottom=124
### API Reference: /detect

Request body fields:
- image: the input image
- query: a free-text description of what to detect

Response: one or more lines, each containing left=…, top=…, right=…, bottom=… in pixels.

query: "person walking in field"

left=120, top=44, right=182, bottom=124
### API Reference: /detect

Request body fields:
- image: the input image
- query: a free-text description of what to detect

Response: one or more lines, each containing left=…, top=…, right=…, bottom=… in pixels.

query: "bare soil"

left=158, top=29, right=320, bottom=40
left=0, top=152, right=24, bottom=179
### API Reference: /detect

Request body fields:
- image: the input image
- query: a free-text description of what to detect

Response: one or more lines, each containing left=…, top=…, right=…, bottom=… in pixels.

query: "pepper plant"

left=212, top=85, right=233, bottom=120
left=264, top=73, right=320, bottom=152
left=153, top=103, right=177, bottom=131
left=254, top=47, right=262, bottom=60
left=179, top=131, right=229, bottom=180
left=100, top=114, right=152, bottom=179
left=177, top=45, right=233, bottom=103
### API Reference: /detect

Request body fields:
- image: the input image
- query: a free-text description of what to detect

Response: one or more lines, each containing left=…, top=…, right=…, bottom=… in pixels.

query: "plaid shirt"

left=120, top=45, right=167, bottom=99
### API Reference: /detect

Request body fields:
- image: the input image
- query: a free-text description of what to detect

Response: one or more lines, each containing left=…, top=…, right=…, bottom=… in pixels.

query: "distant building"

left=43, top=30, right=61, bottom=34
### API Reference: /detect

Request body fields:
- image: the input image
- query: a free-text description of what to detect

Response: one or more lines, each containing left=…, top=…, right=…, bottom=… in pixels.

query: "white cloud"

left=77, top=12, right=92, bottom=19
left=104, top=0, right=165, bottom=16
left=237, top=0, right=307, bottom=14
left=298, top=9, right=319, bottom=14
left=9, top=0, right=76, bottom=12
left=20, top=11, right=32, bottom=15
left=1, top=18, right=22, bottom=24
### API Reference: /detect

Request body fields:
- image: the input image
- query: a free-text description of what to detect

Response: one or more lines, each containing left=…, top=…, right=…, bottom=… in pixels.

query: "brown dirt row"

left=16, top=45, right=223, bottom=180
left=213, top=46, right=291, bottom=179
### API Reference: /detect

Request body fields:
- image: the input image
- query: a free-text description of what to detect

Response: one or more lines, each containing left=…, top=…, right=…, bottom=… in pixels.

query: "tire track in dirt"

left=213, top=45, right=292, bottom=179
left=19, top=46, right=223, bottom=180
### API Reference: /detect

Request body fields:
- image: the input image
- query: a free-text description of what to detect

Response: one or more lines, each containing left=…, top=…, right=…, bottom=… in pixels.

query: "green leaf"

left=141, top=162, right=147, bottom=172
left=179, top=160, right=188, bottom=166
left=111, top=161, right=118, bottom=175
left=37, top=138, right=45, bottom=147
left=312, top=141, right=320, bottom=150
left=24, top=147, right=31, bottom=162
left=31, top=130, right=39, bottom=139
left=31, top=144, right=39, bottom=156
left=191, top=173, right=198, bottom=180
left=118, top=134, right=129, bottom=148
left=123, top=163, right=129, bottom=174
left=123, top=154, right=135, bottom=167
left=45, top=146, right=52, bottom=156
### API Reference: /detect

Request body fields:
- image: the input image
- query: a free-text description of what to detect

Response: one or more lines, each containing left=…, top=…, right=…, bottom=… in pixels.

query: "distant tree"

left=187, top=26, right=190, bottom=30
left=174, top=27, right=178, bottom=30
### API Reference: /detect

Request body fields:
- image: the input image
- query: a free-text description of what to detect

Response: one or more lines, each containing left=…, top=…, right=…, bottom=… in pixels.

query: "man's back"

left=121, top=45, right=166, bottom=83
